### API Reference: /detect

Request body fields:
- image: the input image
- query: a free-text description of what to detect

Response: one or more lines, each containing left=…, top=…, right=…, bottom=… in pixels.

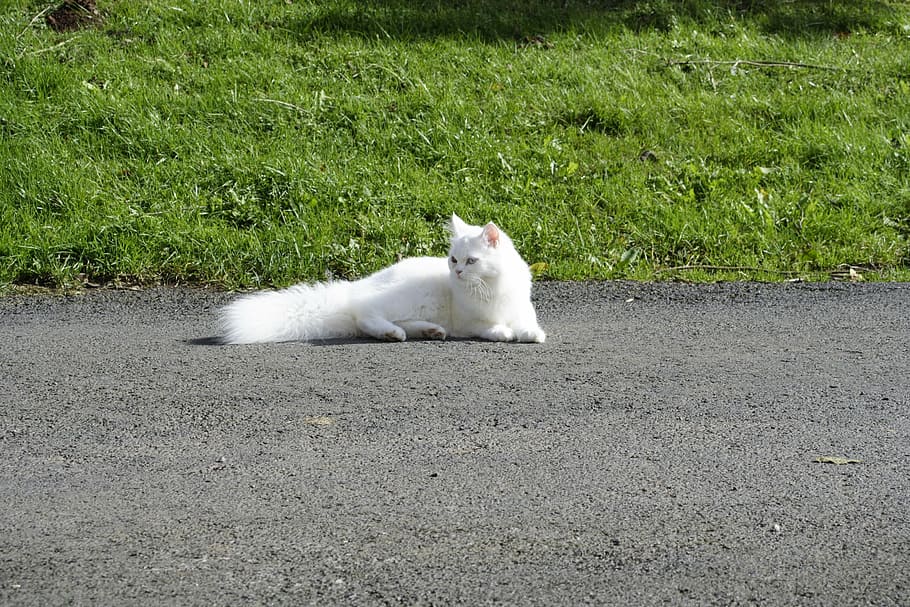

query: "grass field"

left=2, top=0, right=909, bottom=289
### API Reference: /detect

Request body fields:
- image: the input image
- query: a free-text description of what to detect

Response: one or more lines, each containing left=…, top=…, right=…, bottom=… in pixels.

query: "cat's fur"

left=219, top=214, right=546, bottom=344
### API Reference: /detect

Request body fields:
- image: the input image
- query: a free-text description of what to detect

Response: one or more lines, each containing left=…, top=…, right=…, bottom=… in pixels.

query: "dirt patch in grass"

left=46, top=0, right=102, bottom=33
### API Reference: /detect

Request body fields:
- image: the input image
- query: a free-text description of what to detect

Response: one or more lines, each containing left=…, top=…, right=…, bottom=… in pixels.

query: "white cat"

left=220, top=214, right=546, bottom=344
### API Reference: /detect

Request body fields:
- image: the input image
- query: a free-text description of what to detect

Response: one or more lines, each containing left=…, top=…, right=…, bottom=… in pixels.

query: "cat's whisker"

left=468, top=278, right=492, bottom=302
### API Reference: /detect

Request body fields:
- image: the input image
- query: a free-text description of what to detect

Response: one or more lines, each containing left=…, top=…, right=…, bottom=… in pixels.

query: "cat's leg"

left=356, top=316, right=407, bottom=342
left=396, top=320, right=447, bottom=340
left=511, top=303, right=546, bottom=343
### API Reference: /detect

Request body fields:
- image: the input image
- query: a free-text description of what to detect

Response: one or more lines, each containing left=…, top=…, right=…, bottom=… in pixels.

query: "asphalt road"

left=1, top=282, right=908, bottom=606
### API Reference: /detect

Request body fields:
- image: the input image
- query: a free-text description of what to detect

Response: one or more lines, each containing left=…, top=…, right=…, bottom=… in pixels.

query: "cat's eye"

left=449, top=256, right=457, bottom=264
left=466, top=257, right=477, bottom=265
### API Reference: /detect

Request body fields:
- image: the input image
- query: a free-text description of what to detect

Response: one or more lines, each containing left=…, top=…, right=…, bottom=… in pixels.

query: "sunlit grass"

left=1, top=0, right=908, bottom=288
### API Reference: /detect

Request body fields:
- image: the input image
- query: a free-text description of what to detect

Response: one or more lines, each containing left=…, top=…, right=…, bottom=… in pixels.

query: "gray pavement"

left=1, top=282, right=908, bottom=606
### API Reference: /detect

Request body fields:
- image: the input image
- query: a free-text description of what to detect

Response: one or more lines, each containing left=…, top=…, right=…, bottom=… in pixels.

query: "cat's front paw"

left=481, top=324, right=515, bottom=342
left=515, top=326, right=546, bottom=343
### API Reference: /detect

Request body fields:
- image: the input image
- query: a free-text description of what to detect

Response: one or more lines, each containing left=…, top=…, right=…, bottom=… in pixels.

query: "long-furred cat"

left=219, top=214, right=546, bottom=344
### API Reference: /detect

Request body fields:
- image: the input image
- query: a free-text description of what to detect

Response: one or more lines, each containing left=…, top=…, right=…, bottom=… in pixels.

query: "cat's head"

left=447, top=214, right=514, bottom=296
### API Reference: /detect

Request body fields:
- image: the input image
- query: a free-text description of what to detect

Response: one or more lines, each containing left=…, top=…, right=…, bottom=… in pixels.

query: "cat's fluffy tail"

left=220, top=282, right=356, bottom=344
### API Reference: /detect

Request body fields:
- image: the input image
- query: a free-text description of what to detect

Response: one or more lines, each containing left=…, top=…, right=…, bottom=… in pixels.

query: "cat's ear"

left=449, top=213, right=469, bottom=237
left=481, top=222, right=501, bottom=248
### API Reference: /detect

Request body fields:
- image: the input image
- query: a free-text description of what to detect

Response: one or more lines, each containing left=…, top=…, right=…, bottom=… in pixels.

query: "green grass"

left=2, top=0, right=909, bottom=288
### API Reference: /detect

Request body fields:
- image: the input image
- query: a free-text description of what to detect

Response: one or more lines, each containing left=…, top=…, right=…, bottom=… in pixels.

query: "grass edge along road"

left=1, top=0, right=909, bottom=289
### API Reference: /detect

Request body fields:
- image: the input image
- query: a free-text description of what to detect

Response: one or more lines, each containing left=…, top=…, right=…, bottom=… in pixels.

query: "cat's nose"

left=455, top=269, right=463, bottom=277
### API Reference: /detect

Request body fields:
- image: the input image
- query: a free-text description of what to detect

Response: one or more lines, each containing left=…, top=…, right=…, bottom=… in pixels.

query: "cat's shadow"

left=185, top=336, right=225, bottom=346
left=184, top=336, right=479, bottom=347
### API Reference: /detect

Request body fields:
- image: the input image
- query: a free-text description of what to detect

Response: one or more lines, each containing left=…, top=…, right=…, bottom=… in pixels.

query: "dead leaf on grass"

left=529, top=262, right=549, bottom=277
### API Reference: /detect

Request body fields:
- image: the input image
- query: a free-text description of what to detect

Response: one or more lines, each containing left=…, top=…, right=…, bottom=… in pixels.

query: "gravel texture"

left=1, top=282, right=908, bottom=606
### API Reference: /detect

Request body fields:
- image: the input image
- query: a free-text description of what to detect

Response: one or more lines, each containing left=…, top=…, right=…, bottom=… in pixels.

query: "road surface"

left=1, top=282, right=908, bottom=605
